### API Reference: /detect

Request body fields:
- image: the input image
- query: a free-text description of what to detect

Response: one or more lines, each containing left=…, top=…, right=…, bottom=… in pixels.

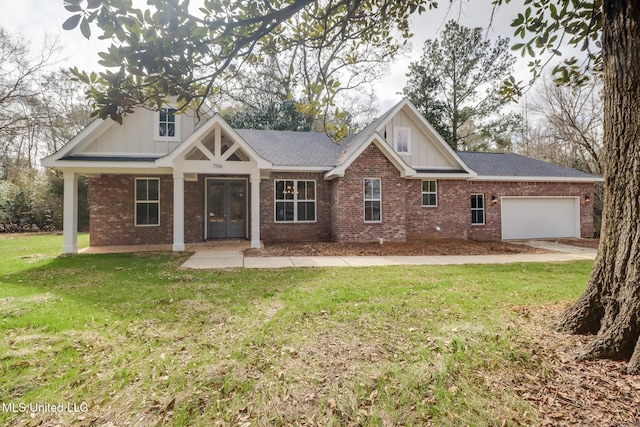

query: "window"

left=471, top=194, right=484, bottom=225
left=364, top=178, right=381, bottom=222
left=135, top=178, right=160, bottom=226
left=422, top=180, right=437, bottom=207
left=275, top=180, right=316, bottom=222
left=157, top=108, right=179, bottom=139
left=395, top=127, right=410, bottom=154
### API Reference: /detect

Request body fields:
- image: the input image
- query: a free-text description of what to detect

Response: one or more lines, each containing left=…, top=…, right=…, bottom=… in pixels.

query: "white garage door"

left=501, top=197, right=580, bottom=240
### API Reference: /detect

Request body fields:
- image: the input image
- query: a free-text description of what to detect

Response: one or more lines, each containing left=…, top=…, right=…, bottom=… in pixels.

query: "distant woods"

left=0, top=28, right=93, bottom=232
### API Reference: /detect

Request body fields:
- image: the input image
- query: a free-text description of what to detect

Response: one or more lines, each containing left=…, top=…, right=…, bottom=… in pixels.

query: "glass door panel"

left=206, top=179, right=247, bottom=239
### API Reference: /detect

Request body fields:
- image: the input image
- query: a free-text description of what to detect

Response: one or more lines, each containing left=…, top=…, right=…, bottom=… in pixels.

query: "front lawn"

left=0, top=234, right=597, bottom=426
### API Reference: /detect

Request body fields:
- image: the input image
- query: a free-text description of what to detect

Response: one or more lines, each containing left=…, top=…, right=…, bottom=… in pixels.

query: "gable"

left=373, top=101, right=471, bottom=174
left=325, top=132, right=415, bottom=179
left=380, top=108, right=455, bottom=169
left=76, top=108, right=201, bottom=157
left=156, top=114, right=271, bottom=174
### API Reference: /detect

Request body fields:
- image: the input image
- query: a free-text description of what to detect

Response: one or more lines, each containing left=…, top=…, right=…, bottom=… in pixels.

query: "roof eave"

left=412, top=172, right=471, bottom=179
left=44, top=159, right=159, bottom=169
left=468, top=175, right=604, bottom=182
left=271, top=165, right=334, bottom=173
left=41, top=118, right=115, bottom=166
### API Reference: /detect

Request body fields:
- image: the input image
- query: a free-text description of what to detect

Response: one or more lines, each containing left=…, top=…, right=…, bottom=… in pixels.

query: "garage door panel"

left=501, top=198, right=579, bottom=240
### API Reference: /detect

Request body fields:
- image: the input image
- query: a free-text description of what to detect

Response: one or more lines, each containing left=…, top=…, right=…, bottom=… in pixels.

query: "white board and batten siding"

left=501, top=197, right=581, bottom=240
left=80, top=109, right=199, bottom=156
left=382, top=109, right=454, bottom=169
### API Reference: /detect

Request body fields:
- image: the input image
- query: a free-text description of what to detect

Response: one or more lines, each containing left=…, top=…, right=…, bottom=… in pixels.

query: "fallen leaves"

left=500, top=303, right=640, bottom=426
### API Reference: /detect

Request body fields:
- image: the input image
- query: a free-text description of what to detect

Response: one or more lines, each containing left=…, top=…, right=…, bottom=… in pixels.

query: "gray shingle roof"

left=236, top=129, right=346, bottom=167
left=457, top=152, right=600, bottom=179
left=237, top=99, right=404, bottom=168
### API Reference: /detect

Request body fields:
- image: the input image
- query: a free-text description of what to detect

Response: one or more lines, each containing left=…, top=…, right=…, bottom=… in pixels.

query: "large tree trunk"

left=556, top=0, right=640, bottom=373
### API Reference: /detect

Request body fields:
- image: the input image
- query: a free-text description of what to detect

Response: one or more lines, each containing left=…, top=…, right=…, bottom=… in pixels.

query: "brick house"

left=42, top=98, right=602, bottom=253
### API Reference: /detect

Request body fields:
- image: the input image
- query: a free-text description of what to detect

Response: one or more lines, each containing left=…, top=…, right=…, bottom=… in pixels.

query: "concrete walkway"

left=180, top=240, right=597, bottom=270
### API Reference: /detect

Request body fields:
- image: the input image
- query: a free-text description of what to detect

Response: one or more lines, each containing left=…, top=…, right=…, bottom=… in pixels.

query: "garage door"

left=501, top=197, right=580, bottom=240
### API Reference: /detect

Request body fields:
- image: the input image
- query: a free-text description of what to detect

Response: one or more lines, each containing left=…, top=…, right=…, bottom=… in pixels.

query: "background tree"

left=0, top=28, right=92, bottom=232
left=402, top=20, right=519, bottom=151
left=219, top=54, right=314, bottom=131
left=521, top=76, right=603, bottom=176
left=0, top=29, right=60, bottom=179
left=219, top=37, right=386, bottom=133
left=518, top=73, right=604, bottom=231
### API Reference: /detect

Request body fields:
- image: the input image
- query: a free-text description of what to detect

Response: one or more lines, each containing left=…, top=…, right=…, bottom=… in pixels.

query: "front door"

left=206, top=179, right=247, bottom=239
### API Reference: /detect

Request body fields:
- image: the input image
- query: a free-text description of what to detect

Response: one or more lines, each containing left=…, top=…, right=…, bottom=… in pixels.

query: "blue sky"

left=0, top=1, right=540, bottom=111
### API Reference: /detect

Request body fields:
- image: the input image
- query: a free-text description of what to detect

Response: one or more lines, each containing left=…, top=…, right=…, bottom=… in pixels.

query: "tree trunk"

left=556, top=0, right=640, bottom=374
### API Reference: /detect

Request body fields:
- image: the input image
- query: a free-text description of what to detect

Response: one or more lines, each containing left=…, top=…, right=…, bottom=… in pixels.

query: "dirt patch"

left=245, top=239, right=554, bottom=257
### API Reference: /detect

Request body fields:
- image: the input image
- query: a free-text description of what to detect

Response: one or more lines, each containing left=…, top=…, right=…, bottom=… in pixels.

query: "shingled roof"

left=236, top=129, right=346, bottom=167
left=236, top=98, right=405, bottom=168
left=457, top=152, right=600, bottom=179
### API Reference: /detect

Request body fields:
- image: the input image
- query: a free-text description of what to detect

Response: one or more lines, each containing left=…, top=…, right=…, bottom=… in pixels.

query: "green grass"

left=0, top=234, right=592, bottom=426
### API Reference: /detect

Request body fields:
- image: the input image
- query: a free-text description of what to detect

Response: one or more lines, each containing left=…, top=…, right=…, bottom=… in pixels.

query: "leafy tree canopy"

left=64, top=0, right=437, bottom=138
left=500, top=0, right=602, bottom=97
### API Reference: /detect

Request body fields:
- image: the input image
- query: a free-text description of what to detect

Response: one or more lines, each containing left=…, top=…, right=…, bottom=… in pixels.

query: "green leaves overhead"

left=62, top=13, right=81, bottom=31
left=498, top=0, right=602, bottom=93
left=62, top=0, right=436, bottom=123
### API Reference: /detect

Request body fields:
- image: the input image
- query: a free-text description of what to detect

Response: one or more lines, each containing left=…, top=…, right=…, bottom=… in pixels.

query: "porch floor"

left=80, top=239, right=252, bottom=254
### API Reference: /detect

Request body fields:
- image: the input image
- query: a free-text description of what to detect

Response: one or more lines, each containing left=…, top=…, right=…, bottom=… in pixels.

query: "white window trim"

left=273, top=179, right=317, bottom=223
left=422, top=180, right=438, bottom=207
left=364, top=177, right=382, bottom=223
left=471, top=193, right=485, bottom=226
left=395, top=127, right=411, bottom=155
left=154, top=107, right=181, bottom=141
left=135, top=177, right=160, bottom=227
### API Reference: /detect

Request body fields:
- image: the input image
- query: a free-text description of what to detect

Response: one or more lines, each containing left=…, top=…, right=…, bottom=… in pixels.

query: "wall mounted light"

left=491, top=194, right=498, bottom=204
left=584, top=194, right=591, bottom=203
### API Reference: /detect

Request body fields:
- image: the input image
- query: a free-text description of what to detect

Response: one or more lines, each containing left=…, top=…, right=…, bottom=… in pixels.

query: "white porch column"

left=62, top=171, right=78, bottom=254
left=173, top=172, right=185, bottom=251
left=250, top=175, right=261, bottom=248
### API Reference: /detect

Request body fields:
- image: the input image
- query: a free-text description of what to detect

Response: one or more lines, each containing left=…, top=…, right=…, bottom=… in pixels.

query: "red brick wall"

left=405, top=180, right=595, bottom=240
left=89, top=170, right=596, bottom=247
left=184, top=177, right=204, bottom=243
left=90, top=174, right=251, bottom=246
left=89, top=174, right=173, bottom=246
left=332, top=143, right=407, bottom=242
left=260, top=172, right=333, bottom=242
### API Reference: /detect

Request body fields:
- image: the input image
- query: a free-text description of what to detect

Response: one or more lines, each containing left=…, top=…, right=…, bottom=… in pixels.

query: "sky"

left=0, top=0, right=540, bottom=113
